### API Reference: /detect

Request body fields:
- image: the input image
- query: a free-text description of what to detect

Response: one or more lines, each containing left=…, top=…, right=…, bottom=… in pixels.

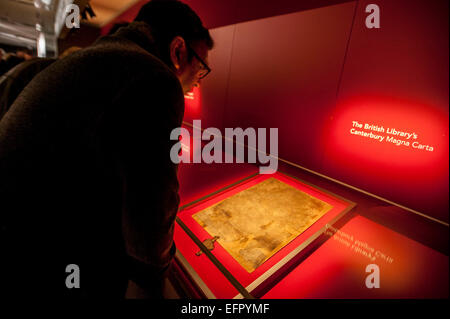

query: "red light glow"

left=324, top=95, right=449, bottom=182
left=184, top=86, right=202, bottom=119
left=321, top=95, right=448, bottom=219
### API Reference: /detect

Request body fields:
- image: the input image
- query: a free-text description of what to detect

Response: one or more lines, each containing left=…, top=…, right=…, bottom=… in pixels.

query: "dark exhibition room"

left=0, top=0, right=448, bottom=310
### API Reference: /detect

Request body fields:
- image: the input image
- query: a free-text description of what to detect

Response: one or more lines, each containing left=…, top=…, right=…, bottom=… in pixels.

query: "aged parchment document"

left=193, top=177, right=333, bottom=273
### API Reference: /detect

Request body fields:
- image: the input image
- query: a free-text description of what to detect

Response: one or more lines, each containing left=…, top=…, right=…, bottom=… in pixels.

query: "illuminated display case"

left=170, top=120, right=448, bottom=299
left=174, top=172, right=355, bottom=299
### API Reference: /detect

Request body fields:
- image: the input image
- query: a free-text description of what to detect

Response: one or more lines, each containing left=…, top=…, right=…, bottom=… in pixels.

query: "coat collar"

left=96, top=21, right=164, bottom=61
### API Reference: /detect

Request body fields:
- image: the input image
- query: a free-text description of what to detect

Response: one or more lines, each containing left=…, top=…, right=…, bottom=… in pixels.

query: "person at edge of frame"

left=0, top=47, right=84, bottom=121
left=0, top=23, right=129, bottom=121
left=0, top=0, right=213, bottom=299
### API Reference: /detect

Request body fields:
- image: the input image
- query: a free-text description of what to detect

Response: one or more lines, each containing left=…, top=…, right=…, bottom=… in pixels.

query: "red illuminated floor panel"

left=174, top=171, right=355, bottom=298
left=261, top=215, right=449, bottom=299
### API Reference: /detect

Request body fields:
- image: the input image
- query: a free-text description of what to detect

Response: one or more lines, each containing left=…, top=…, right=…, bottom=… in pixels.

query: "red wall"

left=325, top=0, right=449, bottom=221
left=101, top=0, right=355, bottom=31
left=184, top=0, right=354, bottom=29
left=187, top=0, right=449, bottom=222
left=106, top=0, right=449, bottom=222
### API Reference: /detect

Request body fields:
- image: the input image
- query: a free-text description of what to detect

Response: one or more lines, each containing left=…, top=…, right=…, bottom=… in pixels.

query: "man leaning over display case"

left=0, top=0, right=213, bottom=299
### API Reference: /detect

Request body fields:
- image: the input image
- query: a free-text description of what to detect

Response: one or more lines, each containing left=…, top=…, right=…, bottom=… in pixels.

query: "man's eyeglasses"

left=186, top=44, right=211, bottom=79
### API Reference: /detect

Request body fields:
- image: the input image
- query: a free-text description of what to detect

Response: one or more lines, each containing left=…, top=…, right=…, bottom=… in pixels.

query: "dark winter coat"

left=0, top=22, right=184, bottom=298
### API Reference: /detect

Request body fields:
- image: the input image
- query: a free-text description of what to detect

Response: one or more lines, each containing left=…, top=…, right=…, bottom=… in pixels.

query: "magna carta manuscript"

left=193, top=177, right=333, bottom=273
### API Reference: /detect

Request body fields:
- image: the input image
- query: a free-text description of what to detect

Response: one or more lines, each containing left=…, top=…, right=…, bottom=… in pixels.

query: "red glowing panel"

left=184, top=86, right=202, bottom=119
left=175, top=172, right=353, bottom=298
left=262, top=215, right=449, bottom=298
left=325, top=96, right=448, bottom=174
left=322, top=95, right=449, bottom=220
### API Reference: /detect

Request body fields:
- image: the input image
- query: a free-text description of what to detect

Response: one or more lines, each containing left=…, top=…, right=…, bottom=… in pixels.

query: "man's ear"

left=170, top=36, right=187, bottom=72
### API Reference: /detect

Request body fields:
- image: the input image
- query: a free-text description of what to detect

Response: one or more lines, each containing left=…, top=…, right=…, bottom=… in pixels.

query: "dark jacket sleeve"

left=108, top=69, right=184, bottom=278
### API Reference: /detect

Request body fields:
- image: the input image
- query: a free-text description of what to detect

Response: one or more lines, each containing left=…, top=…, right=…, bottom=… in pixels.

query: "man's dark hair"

left=134, top=0, right=213, bottom=66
